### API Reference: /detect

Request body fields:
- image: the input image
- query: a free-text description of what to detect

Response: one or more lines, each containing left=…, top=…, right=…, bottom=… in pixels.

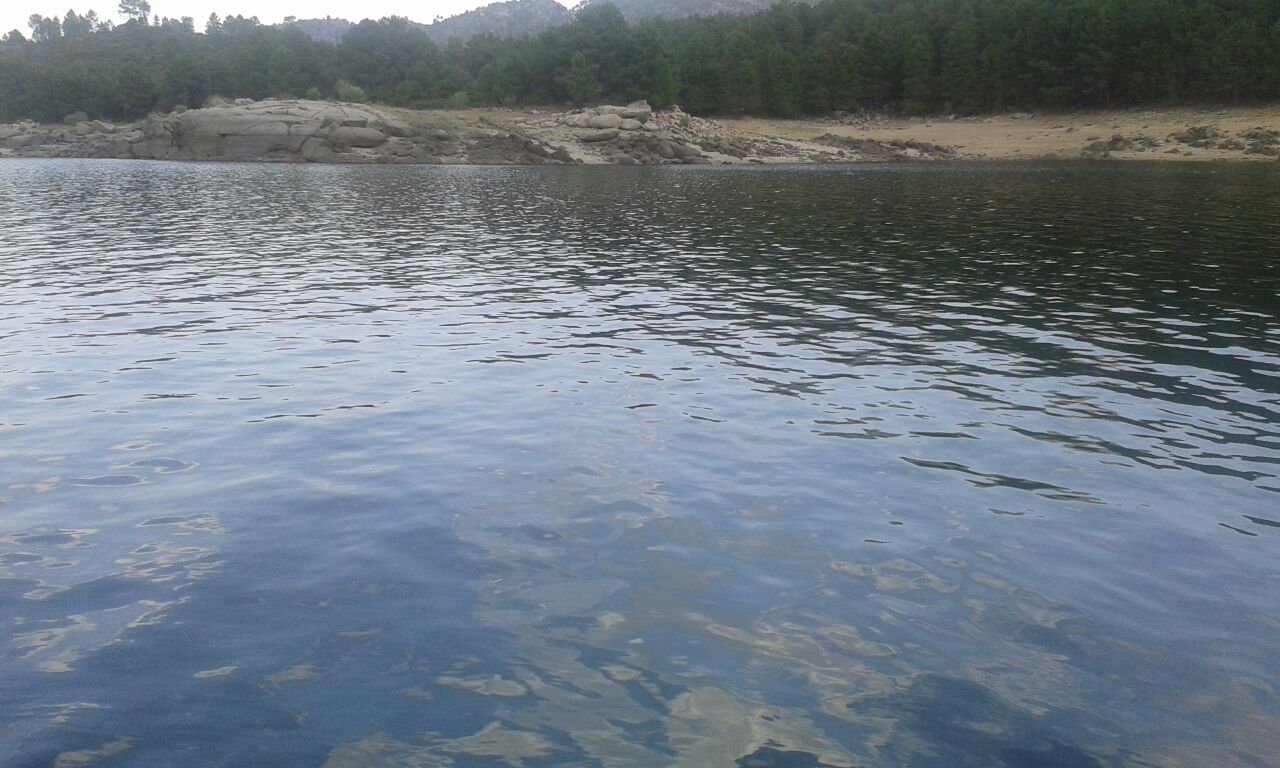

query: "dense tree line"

left=2, top=0, right=1278, bottom=124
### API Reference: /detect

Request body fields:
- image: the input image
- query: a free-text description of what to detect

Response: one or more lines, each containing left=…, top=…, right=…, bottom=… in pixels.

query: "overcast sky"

left=3, top=1, right=575, bottom=37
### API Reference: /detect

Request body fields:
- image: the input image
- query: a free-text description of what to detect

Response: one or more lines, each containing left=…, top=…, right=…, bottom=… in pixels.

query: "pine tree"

left=63, top=10, right=94, bottom=39
left=721, top=30, right=761, bottom=114
left=118, top=0, right=151, bottom=25
left=558, top=51, right=600, bottom=106
left=115, top=64, right=157, bottom=117
left=761, top=44, right=801, bottom=117
left=27, top=14, right=62, bottom=43
left=941, top=14, right=983, bottom=113
left=899, top=26, right=935, bottom=114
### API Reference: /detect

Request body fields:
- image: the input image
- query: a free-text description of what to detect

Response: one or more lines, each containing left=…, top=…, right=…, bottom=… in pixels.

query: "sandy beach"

left=723, top=105, right=1280, bottom=162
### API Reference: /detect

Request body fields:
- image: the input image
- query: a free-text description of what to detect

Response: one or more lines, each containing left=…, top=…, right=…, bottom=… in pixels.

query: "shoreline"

left=724, top=105, right=1280, bottom=163
left=3, top=100, right=1277, bottom=165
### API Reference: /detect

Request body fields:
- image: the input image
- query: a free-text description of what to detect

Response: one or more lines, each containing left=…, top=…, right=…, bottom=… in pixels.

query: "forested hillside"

left=2, top=0, right=1277, bottom=124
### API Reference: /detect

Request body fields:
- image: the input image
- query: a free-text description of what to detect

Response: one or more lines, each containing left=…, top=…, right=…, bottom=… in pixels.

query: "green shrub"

left=203, top=95, right=231, bottom=108
left=446, top=90, right=470, bottom=109
left=334, top=79, right=367, bottom=103
left=63, top=110, right=88, bottom=125
left=305, top=87, right=323, bottom=101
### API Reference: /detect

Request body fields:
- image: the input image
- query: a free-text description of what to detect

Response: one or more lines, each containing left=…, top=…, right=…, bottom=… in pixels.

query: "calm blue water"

left=1, top=160, right=1278, bottom=768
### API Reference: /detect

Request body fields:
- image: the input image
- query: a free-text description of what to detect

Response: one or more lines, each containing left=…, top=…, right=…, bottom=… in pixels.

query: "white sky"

left=2, top=1, right=575, bottom=37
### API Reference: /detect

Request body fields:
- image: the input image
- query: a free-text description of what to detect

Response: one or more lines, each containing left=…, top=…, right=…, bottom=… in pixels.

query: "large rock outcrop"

left=0, top=99, right=573, bottom=165
left=560, top=101, right=653, bottom=130
left=130, top=100, right=416, bottom=161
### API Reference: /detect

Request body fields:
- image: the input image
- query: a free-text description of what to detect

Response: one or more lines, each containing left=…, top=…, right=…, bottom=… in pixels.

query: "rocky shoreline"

left=0, top=98, right=957, bottom=165
left=0, top=100, right=573, bottom=165
left=2, top=99, right=1277, bottom=165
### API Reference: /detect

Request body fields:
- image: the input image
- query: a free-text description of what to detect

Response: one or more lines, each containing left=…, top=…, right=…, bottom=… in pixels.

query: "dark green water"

left=1, top=160, right=1277, bottom=768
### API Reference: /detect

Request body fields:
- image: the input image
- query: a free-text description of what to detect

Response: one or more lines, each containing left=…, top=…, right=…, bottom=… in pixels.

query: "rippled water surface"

left=2, top=160, right=1279, bottom=768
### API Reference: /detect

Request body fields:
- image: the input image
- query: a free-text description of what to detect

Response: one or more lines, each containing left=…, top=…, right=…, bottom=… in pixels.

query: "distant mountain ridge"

left=575, top=0, right=799, bottom=22
left=285, top=0, right=803, bottom=45
left=286, top=0, right=571, bottom=45
left=420, top=0, right=571, bottom=44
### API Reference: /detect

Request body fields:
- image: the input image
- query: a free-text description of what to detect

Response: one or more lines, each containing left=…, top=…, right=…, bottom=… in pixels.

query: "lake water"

left=1, top=160, right=1278, bottom=768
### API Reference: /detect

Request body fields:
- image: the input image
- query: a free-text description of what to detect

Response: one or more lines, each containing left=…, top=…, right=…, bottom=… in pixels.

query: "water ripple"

left=1, top=160, right=1278, bottom=766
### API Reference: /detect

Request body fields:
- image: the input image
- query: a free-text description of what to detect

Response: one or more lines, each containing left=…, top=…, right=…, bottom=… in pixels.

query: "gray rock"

left=132, top=137, right=173, bottom=159
left=669, top=142, right=701, bottom=159
left=288, top=121, right=325, bottom=137
left=619, top=119, right=643, bottom=131
left=301, top=137, right=336, bottom=162
left=622, top=100, right=652, bottom=122
left=380, top=119, right=415, bottom=137
left=143, top=116, right=174, bottom=140
left=241, top=121, right=293, bottom=136
left=386, top=139, right=417, bottom=157
left=581, top=130, right=619, bottom=143
left=328, top=126, right=388, bottom=149
left=223, top=132, right=308, bottom=157
left=4, top=98, right=550, bottom=165
left=175, top=108, right=331, bottom=158
left=522, top=138, right=552, bottom=157
left=587, top=114, right=623, bottom=130
left=4, top=133, right=42, bottom=149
